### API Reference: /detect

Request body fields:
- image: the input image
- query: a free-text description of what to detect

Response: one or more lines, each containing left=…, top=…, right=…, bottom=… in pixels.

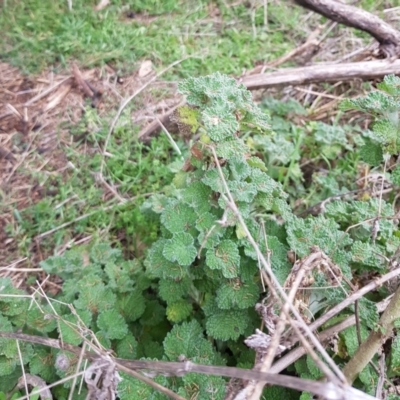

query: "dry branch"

left=293, top=0, right=400, bottom=56
left=343, top=284, right=400, bottom=384
left=240, top=59, right=400, bottom=89
left=0, top=331, right=377, bottom=400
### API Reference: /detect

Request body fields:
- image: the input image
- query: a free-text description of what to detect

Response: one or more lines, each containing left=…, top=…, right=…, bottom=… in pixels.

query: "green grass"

left=0, top=0, right=303, bottom=75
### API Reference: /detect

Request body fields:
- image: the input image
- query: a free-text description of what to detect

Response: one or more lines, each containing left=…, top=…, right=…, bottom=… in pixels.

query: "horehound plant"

left=1, top=73, right=400, bottom=399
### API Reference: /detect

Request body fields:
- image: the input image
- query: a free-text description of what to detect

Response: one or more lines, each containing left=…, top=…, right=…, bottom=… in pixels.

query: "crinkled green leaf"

left=182, top=181, right=212, bottom=214
left=29, top=347, right=57, bottom=383
left=286, top=215, right=352, bottom=258
left=215, top=138, right=247, bottom=159
left=161, top=202, right=197, bottom=234
left=206, top=309, right=251, bottom=341
left=140, top=300, right=166, bottom=327
left=26, top=305, right=57, bottom=333
left=358, top=298, right=379, bottom=330
left=179, top=373, right=226, bottom=400
left=359, top=139, right=383, bottom=166
left=74, top=279, right=116, bottom=314
left=246, top=156, right=267, bottom=171
left=164, top=320, right=216, bottom=363
left=90, top=243, right=121, bottom=265
left=203, top=102, right=239, bottom=141
left=202, top=167, right=228, bottom=193
left=58, top=310, right=92, bottom=346
left=228, top=180, right=257, bottom=203
left=158, top=277, right=191, bottom=304
left=163, top=232, right=197, bottom=267
left=116, top=334, right=138, bottom=359
left=206, top=240, right=240, bottom=278
left=144, top=239, right=181, bottom=279
left=229, top=156, right=251, bottom=180
left=97, top=310, right=128, bottom=340
left=250, top=168, right=279, bottom=194
left=377, top=74, right=400, bottom=96
left=216, top=280, right=259, bottom=309
left=116, top=289, right=146, bottom=322
left=166, top=300, right=193, bottom=323
left=0, top=356, right=17, bottom=376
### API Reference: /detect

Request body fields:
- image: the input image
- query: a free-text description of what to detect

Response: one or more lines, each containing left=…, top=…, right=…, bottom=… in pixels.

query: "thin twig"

left=16, top=340, right=29, bottom=397
left=270, top=295, right=392, bottom=374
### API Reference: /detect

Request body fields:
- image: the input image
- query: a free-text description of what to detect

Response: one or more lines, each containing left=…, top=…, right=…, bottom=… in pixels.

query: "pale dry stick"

left=320, top=265, right=400, bottom=339
left=384, top=6, right=400, bottom=13
left=100, top=57, right=190, bottom=176
left=247, top=250, right=325, bottom=400
left=263, top=0, right=268, bottom=27
left=34, top=279, right=66, bottom=352
left=281, top=266, right=400, bottom=348
left=16, top=339, right=29, bottom=399
left=94, top=173, right=127, bottom=204
left=270, top=295, right=393, bottom=374
left=334, top=45, right=372, bottom=63
left=343, top=283, right=400, bottom=383
left=68, top=342, right=87, bottom=400
left=24, top=76, right=72, bottom=107
left=156, top=116, right=182, bottom=156
left=375, top=353, right=385, bottom=399
left=209, top=146, right=347, bottom=385
left=294, top=87, right=343, bottom=100
left=0, top=267, right=42, bottom=272
left=265, top=251, right=322, bottom=368
left=0, top=257, right=27, bottom=269
left=258, top=220, right=269, bottom=291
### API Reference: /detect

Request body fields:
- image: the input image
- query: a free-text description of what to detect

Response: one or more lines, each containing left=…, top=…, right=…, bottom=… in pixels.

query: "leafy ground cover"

left=1, top=0, right=400, bottom=399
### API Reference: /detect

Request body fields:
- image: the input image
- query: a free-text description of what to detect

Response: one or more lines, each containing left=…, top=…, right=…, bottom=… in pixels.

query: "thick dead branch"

left=240, top=59, right=400, bottom=89
left=343, top=284, right=400, bottom=384
left=293, top=0, right=400, bottom=56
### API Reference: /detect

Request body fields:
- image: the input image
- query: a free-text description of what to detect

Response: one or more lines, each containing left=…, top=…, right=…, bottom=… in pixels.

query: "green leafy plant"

left=2, top=73, right=400, bottom=399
